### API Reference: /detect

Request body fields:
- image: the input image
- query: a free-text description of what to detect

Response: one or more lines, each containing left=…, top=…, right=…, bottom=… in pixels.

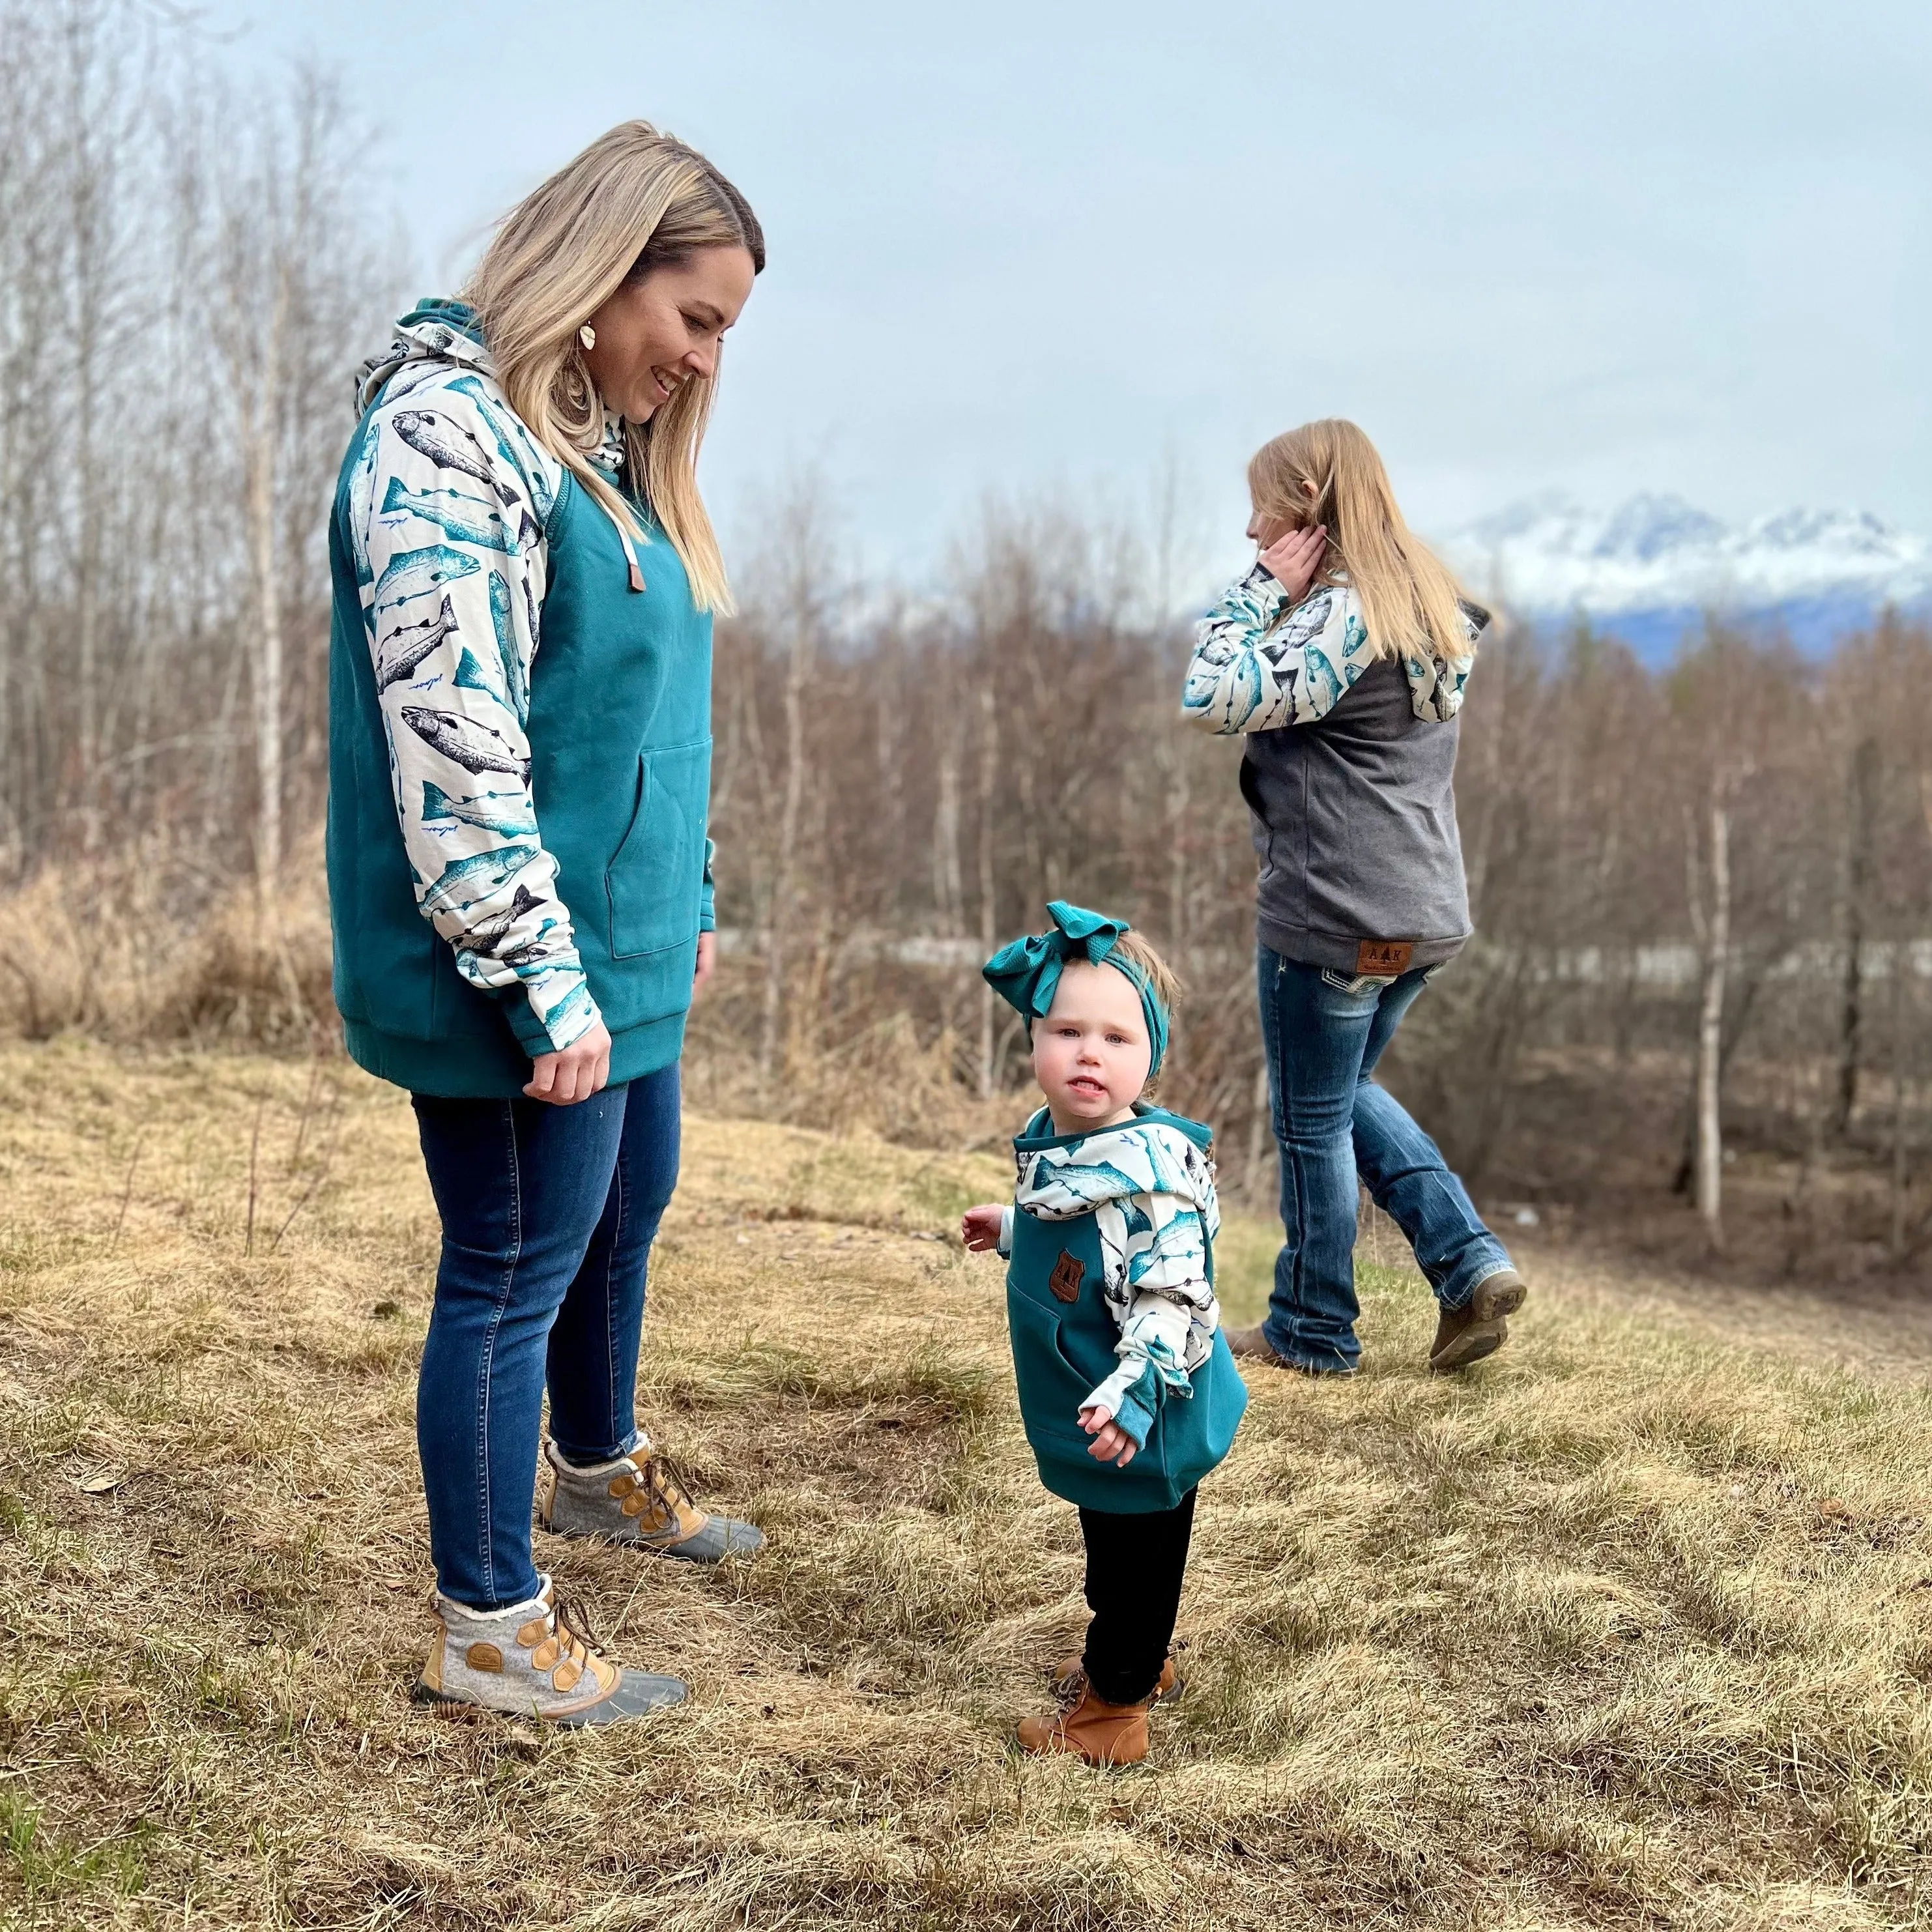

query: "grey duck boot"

left=413, top=1575, right=686, bottom=1726
left=538, top=1434, right=765, bottom=1563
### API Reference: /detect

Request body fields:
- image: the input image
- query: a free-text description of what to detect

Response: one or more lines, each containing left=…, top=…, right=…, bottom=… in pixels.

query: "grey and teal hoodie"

left=998, top=1106, right=1247, bottom=1512
left=1182, top=569, right=1486, bottom=974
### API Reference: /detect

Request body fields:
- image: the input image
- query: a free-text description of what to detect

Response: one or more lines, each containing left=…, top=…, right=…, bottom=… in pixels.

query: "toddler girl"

left=962, top=901, right=1248, bottom=1766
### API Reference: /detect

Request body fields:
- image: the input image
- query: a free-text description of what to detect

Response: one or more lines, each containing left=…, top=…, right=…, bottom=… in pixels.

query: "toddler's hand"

left=960, top=1204, right=1005, bottom=1252
left=1258, top=523, right=1327, bottom=603
left=1079, top=1403, right=1137, bottom=1467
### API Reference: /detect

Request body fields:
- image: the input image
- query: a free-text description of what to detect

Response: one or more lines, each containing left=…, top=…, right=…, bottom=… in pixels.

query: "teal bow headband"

left=982, top=900, right=1169, bottom=1077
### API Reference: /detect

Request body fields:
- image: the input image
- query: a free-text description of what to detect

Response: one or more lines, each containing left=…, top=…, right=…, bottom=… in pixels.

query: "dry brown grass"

left=3, top=1038, right=1931, bottom=1930
left=0, top=853, right=332, bottom=1052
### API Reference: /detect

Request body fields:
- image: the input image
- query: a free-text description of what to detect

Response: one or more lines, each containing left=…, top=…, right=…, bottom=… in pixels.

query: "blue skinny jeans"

left=411, top=1065, right=681, bottom=1609
left=1257, top=947, right=1512, bottom=1374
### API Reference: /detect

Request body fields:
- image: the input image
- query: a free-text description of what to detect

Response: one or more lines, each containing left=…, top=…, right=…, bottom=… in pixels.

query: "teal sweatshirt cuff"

left=699, top=837, right=717, bottom=934
left=1112, top=1369, right=1159, bottom=1452
left=506, top=992, right=553, bottom=1057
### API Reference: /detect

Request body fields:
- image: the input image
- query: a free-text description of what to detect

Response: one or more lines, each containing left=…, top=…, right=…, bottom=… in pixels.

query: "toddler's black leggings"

left=1078, top=1485, right=1198, bottom=1705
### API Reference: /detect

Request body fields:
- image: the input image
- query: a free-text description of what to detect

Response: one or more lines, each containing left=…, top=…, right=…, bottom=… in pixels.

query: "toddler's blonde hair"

left=1108, top=930, right=1182, bottom=1021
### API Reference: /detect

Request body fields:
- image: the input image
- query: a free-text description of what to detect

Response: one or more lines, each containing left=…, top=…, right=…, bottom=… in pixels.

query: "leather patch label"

left=1048, top=1250, right=1085, bottom=1304
left=1355, top=939, right=1414, bottom=976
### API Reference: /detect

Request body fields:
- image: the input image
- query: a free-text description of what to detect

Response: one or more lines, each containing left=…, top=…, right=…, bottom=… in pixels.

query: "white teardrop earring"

left=579, top=323, right=596, bottom=351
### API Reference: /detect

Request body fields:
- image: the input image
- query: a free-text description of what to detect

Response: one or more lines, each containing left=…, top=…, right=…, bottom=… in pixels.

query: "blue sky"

left=202, top=0, right=1929, bottom=583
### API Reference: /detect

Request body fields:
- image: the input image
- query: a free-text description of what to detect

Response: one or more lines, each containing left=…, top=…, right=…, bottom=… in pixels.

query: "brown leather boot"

left=1016, top=1686, right=1151, bottom=1766
left=1050, top=1650, right=1179, bottom=1705
left=1223, top=1323, right=1295, bottom=1367
left=1430, top=1269, right=1529, bottom=1372
left=1225, top=1324, right=1356, bottom=1376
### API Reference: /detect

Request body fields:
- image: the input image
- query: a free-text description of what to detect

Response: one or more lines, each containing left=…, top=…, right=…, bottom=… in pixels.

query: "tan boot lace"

left=515, top=1594, right=612, bottom=1695
left=608, top=1450, right=703, bottom=1539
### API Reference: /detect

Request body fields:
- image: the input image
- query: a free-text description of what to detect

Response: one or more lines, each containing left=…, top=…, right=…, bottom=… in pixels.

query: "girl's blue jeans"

left=1257, top=946, right=1512, bottom=1374
left=411, top=1064, right=681, bottom=1609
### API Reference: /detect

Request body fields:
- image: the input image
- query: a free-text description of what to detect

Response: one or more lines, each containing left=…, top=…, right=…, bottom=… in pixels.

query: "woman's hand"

left=1080, top=1404, right=1137, bottom=1467
left=525, top=1021, right=613, bottom=1105
left=1258, top=523, right=1328, bottom=603
left=960, top=1204, right=1005, bottom=1252
left=692, top=930, right=717, bottom=1002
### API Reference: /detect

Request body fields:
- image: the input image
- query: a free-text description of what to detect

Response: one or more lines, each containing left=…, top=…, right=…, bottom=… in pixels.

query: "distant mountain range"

left=1440, top=494, right=1932, bottom=662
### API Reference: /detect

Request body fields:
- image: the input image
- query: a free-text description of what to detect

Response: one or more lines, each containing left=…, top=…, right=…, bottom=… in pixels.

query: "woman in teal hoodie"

left=328, top=123, right=762, bottom=1726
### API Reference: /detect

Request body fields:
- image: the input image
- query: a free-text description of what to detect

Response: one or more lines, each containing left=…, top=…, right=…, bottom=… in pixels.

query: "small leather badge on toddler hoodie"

left=1048, top=1251, right=1085, bottom=1304
left=1355, top=939, right=1414, bottom=976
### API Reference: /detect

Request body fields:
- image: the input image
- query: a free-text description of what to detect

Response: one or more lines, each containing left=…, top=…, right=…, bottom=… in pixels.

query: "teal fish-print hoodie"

left=327, top=301, right=715, bottom=1097
left=1003, top=1105, right=1248, bottom=1513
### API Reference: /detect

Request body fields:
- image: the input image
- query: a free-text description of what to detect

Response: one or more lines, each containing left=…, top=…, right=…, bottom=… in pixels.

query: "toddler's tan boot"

left=414, top=1575, right=685, bottom=1726
left=1050, top=1650, right=1179, bottom=1704
left=538, top=1434, right=764, bottom=1563
left=1016, top=1686, right=1151, bottom=1766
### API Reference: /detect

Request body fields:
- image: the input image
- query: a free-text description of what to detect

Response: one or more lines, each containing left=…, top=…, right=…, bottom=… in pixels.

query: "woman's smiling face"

left=581, top=244, right=757, bottom=423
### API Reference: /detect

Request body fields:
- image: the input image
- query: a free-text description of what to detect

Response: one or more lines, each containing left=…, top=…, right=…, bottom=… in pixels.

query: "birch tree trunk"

left=1694, top=791, right=1731, bottom=1246
left=246, top=268, right=288, bottom=910
left=931, top=734, right=962, bottom=933
left=63, top=3, right=109, bottom=846
left=760, top=595, right=811, bottom=1078
left=975, top=682, right=998, bottom=1097
left=1166, top=743, right=1190, bottom=947
left=1834, top=741, right=1877, bottom=1135
left=1888, top=965, right=1909, bottom=1261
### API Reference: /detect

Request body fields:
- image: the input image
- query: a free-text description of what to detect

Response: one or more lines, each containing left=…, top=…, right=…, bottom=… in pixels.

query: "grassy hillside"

left=2, top=1040, right=1929, bottom=1931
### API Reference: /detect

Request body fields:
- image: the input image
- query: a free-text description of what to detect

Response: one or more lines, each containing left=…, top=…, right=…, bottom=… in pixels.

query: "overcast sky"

left=201, top=0, right=1928, bottom=582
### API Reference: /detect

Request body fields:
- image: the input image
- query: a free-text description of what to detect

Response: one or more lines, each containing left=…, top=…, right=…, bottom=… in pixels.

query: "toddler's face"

left=1031, top=961, right=1151, bottom=1134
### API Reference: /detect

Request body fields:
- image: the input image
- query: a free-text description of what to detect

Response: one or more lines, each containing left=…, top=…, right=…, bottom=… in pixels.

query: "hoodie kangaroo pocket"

left=606, top=740, right=710, bottom=961
left=1007, top=1285, right=1108, bottom=1454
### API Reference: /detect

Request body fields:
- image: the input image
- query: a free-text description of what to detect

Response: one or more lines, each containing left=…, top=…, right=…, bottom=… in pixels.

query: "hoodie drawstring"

left=615, top=517, right=645, bottom=594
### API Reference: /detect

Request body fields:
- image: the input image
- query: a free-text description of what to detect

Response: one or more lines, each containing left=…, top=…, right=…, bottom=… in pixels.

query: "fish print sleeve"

left=347, top=380, right=599, bottom=1056
left=1402, top=601, right=1486, bottom=723
left=1080, top=1190, right=1220, bottom=1448
left=1181, top=566, right=1371, bottom=734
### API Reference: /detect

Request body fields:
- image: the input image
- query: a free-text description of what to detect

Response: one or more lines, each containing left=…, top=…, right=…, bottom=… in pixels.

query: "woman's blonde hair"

left=1248, top=419, right=1473, bottom=662
left=465, top=121, right=764, bottom=613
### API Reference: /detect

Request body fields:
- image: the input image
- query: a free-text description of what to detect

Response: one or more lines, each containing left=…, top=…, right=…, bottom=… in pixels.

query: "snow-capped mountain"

left=1441, top=494, right=1932, bottom=661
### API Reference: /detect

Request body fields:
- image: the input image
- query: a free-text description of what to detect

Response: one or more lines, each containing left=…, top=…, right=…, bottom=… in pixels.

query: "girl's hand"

left=692, top=930, right=717, bottom=1002
left=1258, top=523, right=1327, bottom=603
left=961, top=1204, right=1005, bottom=1251
left=1080, top=1403, right=1137, bottom=1467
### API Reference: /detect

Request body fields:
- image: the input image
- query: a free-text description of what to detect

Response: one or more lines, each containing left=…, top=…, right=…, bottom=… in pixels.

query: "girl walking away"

left=1182, top=419, right=1527, bottom=1377
left=961, top=904, right=1248, bottom=1767
left=328, top=124, right=765, bottom=1726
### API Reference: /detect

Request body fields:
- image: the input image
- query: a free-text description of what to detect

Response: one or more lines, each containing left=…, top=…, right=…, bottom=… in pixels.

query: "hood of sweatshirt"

left=1014, top=1110, right=1220, bottom=1233
left=354, top=298, right=492, bottom=414
left=354, top=298, right=627, bottom=477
